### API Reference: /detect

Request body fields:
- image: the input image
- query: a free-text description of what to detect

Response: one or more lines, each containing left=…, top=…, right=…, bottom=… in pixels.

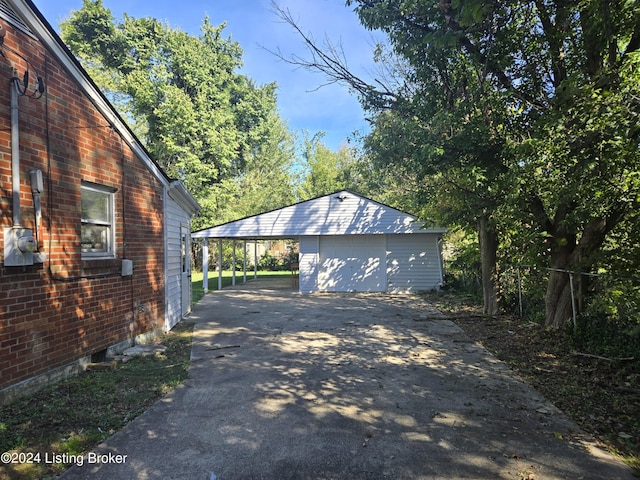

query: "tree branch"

left=533, top=0, right=568, bottom=87
left=525, top=190, right=553, bottom=233
left=267, top=3, right=399, bottom=109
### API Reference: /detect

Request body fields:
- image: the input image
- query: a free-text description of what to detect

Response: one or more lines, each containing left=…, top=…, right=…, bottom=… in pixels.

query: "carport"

left=191, top=190, right=447, bottom=294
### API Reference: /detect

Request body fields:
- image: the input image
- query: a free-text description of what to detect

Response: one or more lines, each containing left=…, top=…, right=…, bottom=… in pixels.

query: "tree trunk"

left=544, top=212, right=625, bottom=328
left=544, top=228, right=577, bottom=328
left=545, top=267, right=575, bottom=328
left=478, top=213, right=500, bottom=316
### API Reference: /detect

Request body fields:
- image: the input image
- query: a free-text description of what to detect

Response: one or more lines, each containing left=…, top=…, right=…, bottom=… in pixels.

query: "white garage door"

left=318, top=235, right=386, bottom=292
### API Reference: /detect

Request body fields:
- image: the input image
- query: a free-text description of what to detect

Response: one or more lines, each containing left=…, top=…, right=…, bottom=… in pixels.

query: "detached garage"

left=192, top=191, right=446, bottom=294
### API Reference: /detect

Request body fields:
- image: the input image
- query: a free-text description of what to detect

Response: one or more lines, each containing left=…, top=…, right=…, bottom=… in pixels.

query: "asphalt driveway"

left=62, top=280, right=634, bottom=479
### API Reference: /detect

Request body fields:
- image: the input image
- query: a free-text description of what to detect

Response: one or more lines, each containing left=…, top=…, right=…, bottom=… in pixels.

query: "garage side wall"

left=299, top=236, right=319, bottom=293
left=386, top=234, right=443, bottom=292
left=165, top=195, right=188, bottom=330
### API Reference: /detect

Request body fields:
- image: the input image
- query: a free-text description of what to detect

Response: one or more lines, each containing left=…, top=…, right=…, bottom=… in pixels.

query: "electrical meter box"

left=4, top=227, right=35, bottom=266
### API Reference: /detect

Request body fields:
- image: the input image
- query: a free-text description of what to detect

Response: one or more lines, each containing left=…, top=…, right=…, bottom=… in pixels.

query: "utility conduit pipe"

left=10, top=75, right=20, bottom=225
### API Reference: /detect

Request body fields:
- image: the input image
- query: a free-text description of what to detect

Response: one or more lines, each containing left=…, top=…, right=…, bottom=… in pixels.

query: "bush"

left=258, top=252, right=282, bottom=271
left=572, top=312, right=640, bottom=359
left=571, top=279, right=640, bottom=359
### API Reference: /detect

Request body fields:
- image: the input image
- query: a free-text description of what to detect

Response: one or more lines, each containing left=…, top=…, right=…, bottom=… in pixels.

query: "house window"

left=81, top=182, right=116, bottom=257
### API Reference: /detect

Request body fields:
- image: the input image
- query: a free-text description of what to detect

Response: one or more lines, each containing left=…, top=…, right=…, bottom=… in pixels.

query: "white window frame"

left=81, top=182, right=116, bottom=258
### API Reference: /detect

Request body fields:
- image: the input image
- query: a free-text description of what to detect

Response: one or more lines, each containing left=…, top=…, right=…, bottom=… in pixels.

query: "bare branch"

left=266, top=2, right=399, bottom=109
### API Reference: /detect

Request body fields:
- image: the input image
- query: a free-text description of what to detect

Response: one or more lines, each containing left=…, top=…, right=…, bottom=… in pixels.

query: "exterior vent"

left=0, top=0, right=34, bottom=36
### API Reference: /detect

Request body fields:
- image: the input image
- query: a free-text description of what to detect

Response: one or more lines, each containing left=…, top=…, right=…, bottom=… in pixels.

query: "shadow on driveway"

left=62, top=285, right=634, bottom=479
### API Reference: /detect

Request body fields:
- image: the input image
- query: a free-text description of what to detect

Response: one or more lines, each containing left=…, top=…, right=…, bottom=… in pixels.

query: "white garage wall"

left=165, top=195, right=188, bottom=331
left=386, top=234, right=443, bottom=292
left=300, top=233, right=443, bottom=293
left=299, top=236, right=319, bottom=293
left=318, top=235, right=387, bottom=292
left=193, top=192, right=446, bottom=295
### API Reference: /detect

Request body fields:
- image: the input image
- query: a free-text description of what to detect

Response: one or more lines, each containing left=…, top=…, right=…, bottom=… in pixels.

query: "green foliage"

left=296, top=132, right=364, bottom=200
left=441, top=228, right=481, bottom=293
left=571, top=277, right=640, bottom=358
left=346, top=0, right=640, bottom=326
left=257, top=251, right=282, bottom=271
left=257, top=246, right=298, bottom=271
left=60, top=0, right=298, bottom=228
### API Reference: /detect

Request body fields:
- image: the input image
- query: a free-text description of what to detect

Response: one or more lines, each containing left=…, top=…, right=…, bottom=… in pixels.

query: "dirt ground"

left=439, top=297, right=640, bottom=473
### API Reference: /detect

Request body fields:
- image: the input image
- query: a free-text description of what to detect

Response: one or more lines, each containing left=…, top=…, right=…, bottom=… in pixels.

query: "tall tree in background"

left=297, top=132, right=363, bottom=200
left=275, top=3, right=510, bottom=314
left=216, top=113, right=298, bottom=222
left=360, top=0, right=640, bottom=326
left=358, top=45, right=509, bottom=315
left=60, top=0, right=297, bottom=228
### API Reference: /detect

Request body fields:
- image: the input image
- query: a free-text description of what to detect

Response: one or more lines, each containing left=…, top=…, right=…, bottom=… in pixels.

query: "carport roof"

left=191, top=190, right=447, bottom=240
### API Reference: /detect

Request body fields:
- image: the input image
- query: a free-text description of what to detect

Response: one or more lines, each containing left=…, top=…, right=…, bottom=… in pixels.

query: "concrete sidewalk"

left=61, top=285, right=634, bottom=479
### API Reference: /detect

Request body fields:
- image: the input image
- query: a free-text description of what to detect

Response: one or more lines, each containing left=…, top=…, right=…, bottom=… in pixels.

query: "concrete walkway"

left=62, top=283, right=634, bottom=479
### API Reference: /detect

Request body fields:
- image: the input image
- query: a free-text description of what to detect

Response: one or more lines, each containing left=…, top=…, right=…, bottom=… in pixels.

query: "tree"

left=359, top=82, right=509, bottom=315
left=296, top=132, right=363, bottom=200
left=277, top=1, right=640, bottom=326
left=361, top=0, right=640, bottom=326
left=276, top=3, right=511, bottom=314
left=60, top=0, right=297, bottom=227
left=219, top=112, right=299, bottom=225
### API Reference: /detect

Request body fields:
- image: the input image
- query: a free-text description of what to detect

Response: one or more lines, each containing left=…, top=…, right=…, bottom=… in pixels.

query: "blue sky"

left=32, top=0, right=383, bottom=151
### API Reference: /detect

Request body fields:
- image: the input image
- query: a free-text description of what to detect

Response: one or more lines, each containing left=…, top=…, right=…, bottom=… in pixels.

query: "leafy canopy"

left=61, top=0, right=298, bottom=227
left=343, top=0, right=640, bottom=325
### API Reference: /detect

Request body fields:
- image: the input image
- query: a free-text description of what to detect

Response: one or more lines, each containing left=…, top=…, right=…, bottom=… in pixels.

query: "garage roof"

left=192, top=190, right=446, bottom=239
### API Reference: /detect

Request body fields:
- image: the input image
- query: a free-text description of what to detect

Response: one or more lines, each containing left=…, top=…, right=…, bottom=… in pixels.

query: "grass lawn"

left=191, top=270, right=292, bottom=305
left=0, top=322, right=194, bottom=480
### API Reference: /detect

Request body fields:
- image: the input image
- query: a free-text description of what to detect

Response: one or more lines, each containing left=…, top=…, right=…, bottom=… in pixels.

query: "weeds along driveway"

left=62, top=286, right=634, bottom=480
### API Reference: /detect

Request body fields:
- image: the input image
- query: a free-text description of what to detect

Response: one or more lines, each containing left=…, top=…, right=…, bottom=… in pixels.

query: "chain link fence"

left=501, top=265, right=640, bottom=359
left=443, top=256, right=639, bottom=358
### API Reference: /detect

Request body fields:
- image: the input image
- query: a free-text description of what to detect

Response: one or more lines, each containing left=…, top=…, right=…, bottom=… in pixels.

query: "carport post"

left=243, top=240, right=247, bottom=283
left=217, top=239, right=222, bottom=291
left=254, top=242, right=258, bottom=279
left=232, top=241, right=236, bottom=285
left=203, top=239, right=209, bottom=293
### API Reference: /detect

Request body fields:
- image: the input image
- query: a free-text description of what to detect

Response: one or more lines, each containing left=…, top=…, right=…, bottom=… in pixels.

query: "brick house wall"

left=0, top=15, right=167, bottom=396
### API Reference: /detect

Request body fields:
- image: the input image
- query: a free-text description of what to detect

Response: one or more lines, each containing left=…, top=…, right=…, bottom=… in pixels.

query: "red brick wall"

left=0, top=22, right=166, bottom=391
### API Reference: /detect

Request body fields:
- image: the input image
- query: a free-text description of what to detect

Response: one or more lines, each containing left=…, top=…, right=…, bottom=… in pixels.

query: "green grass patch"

left=0, top=322, right=194, bottom=480
left=191, top=270, right=293, bottom=305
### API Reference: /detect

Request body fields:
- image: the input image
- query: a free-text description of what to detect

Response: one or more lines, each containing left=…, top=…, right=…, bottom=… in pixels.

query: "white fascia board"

left=168, top=181, right=201, bottom=216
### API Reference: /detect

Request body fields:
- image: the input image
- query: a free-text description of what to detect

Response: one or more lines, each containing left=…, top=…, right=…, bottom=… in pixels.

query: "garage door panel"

left=318, top=236, right=386, bottom=292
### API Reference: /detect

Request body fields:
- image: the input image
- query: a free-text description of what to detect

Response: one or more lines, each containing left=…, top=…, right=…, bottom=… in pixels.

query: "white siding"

left=299, top=236, right=319, bottom=293
left=192, top=191, right=445, bottom=295
left=165, top=196, right=190, bottom=331
left=318, top=235, right=386, bottom=292
left=386, top=234, right=443, bottom=293
left=192, top=191, right=445, bottom=239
